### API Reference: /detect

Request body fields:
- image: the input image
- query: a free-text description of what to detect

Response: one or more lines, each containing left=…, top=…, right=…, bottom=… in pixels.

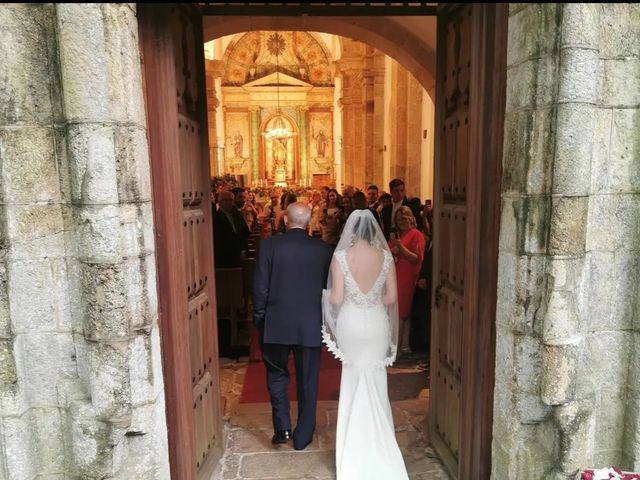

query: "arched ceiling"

left=222, top=31, right=333, bottom=87
left=203, top=16, right=436, bottom=92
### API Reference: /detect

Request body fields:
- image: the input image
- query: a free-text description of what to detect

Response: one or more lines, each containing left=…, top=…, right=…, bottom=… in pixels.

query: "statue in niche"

left=232, top=131, right=243, bottom=159
left=272, top=137, right=288, bottom=177
left=312, top=127, right=329, bottom=158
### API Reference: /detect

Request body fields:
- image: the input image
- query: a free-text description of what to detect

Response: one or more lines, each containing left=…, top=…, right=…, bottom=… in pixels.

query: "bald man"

left=253, top=202, right=333, bottom=450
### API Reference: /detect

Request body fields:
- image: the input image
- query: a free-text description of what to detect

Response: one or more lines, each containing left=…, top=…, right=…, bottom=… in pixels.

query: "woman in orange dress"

left=388, top=206, right=425, bottom=355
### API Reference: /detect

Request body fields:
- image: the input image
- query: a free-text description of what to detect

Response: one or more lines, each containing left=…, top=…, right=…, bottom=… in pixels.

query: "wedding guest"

left=388, top=206, right=425, bottom=355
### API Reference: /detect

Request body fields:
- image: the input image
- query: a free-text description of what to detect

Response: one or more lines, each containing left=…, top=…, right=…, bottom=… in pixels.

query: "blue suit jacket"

left=253, top=228, right=333, bottom=347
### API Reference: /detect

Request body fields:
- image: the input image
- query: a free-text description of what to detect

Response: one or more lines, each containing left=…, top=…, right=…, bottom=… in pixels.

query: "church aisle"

left=211, top=357, right=450, bottom=479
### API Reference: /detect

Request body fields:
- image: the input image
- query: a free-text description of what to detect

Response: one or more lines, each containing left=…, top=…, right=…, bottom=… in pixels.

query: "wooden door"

left=138, top=5, right=223, bottom=479
left=430, top=4, right=507, bottom=479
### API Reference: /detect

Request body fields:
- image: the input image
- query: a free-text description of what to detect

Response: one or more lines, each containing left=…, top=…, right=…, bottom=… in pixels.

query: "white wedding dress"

left=322, top=233, right=409, bottom=480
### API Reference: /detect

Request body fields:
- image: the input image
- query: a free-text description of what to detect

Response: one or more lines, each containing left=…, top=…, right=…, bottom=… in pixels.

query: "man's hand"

left=417, top=278, right=428, bottom=290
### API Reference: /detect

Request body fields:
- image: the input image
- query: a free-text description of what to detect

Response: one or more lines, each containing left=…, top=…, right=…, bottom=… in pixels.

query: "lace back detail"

left=335, top=250, right=392, bottom=308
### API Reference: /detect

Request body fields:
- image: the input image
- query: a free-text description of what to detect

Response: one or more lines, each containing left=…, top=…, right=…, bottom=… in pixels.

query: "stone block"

left=547, top=256, right=585, bottom=293
left=80, top=260, right=131, bottom=341
left=506, top=56, right=558, bottom=111
left=111, top=399, right=170, bottom=479
left=53, top=126, right=73, bottom=202
left=0, top=127, right=60, bottom=204
left=507, top=4, right=560, bottom=66
left=495, top=253, right=518, bottom=330
left=607, top=109, right=640, bottom=194
left=543, top=290, right=580, bottom=345
left=114, top=127, right=152, bottom=203
left=65, top=124, right=119, bottom=205
left=25, top=408, right=66, bottom=476
left=561, top=3, right=600, bottom=49
left=8, top=258, right=71, bottom=333
left=87, top=341, right=132, bottom=419
left=74, top=205, right=121, bottom=259
left=119, top=203, right=155, bottom=258
left=623, top=388, right=640, bottom=468
left=496, top=252, right=547, bottom=335
left=589, top=107, right=613, bottom=194
left=594, top=450, right=626, bottom=474
left=503, top=196, right=551, bottom=255
left=586, top=194, right=640, bottom=252
left=554, top=401, right=596, bottom=474
left=4, top=204, right=65, bottom=260
left=56, top=4, right=112, bottom=123
left=13, top=333, right=76, bottom=408
left=583, top=250, right=639, bottom=332
left=0, top=261, right=9, bottom=338
left=102, top=5, right=147, bottom=127
left=0, top=5, right=61, bottom=125
left=493, top=328, right=515, bottom=388
left=629, top=332, right=640, bottom=393
left=128, top=335, right=153, bottom=406
left=514, top=390, right=550, bottom=424
left=576, top=331, right=631, bottom=394
left=0, top=339, right=17, bottom=388
left=501, top=108, right=555, bottom=195
left=67, top=400, right=114, bottom=478
left=541, top=342, right=578, bottom=405
left=598, top=59, right=640, bottom=107
left=598, top=4, right=640, bottom=58
left=549, top=196, right=588, bottom=256
left=594, top=387, right=627, bottom=454
left=239, top=451, right=335, bottom=479
left=558, top=48, right=599, bottom=103
left=553, top=104, right=595, bottom=196
left=1, top=414, right=33, bottom=480
left=514, top=334, right=544, bottom=395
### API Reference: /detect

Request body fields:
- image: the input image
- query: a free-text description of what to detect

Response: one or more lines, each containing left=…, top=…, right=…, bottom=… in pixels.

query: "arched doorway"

left=138, top=5, right=506, bottom=479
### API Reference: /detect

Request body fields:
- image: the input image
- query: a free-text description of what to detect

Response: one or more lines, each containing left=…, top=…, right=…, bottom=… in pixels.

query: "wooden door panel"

left=431, top=4, right=506, bottom=479
left=139, top=5, right=223, bottom=479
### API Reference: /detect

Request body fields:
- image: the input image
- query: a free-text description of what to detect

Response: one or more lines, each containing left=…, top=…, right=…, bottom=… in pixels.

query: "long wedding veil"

left=321, top=209, right=399, bottom=366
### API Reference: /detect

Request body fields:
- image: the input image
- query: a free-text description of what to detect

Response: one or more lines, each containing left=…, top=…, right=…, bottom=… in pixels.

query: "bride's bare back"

left=345, top=241, right=385, bottom=294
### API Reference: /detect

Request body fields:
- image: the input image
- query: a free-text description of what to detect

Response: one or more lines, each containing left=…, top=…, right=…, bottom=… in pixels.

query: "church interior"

left=206, top=29, right=441, bottom=477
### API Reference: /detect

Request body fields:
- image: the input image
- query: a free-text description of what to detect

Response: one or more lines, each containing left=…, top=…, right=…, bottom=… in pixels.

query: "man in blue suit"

left=253, top=202, right=333, bottom=450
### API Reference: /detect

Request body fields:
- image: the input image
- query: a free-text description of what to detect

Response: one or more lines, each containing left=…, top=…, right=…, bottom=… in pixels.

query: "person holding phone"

left=388, top=206, right=425, bottom=356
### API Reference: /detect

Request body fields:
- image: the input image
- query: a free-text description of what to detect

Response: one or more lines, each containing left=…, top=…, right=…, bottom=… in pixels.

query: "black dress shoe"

left=272, top=429, right=292, bottom=444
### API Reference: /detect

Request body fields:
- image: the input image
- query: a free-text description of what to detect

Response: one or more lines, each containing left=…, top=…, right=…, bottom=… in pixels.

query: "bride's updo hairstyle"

left=347, top=210, right=384, bottom=248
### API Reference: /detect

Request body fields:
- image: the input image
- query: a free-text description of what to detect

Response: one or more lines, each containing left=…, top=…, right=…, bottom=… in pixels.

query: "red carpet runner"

left=239, top=347, right=342, bottom=403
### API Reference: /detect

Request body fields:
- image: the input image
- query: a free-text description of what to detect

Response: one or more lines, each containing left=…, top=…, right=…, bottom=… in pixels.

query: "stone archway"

left=203, top=16, right=437, bottom=94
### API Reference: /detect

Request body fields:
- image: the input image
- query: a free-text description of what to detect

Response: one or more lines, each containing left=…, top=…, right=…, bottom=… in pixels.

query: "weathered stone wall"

left=493, top=3, right=640, bottom=478
left=0, top=4, right=169, bottom=479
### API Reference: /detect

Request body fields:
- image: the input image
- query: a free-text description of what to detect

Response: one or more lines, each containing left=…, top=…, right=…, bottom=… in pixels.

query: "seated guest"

left=214, top=190, right=250, bottom=268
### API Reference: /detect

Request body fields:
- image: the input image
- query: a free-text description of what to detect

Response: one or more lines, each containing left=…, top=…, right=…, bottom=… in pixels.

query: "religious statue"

left=312, top=127, right=329, bottom=158
left=272, top=137, right=288, bottom=176
left=232, top=131, right=243, bottom=159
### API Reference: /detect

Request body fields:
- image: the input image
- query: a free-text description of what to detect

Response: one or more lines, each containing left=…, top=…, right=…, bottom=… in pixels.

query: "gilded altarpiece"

left=261, top=113, right=298, bottom=184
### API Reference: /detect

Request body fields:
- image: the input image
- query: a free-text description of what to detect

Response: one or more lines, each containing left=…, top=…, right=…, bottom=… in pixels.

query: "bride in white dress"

left=322, top=209, right=409, bottom=480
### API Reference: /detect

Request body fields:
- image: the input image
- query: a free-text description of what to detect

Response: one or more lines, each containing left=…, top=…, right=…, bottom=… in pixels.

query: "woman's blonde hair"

left=394, top=206, right=416, bottom=229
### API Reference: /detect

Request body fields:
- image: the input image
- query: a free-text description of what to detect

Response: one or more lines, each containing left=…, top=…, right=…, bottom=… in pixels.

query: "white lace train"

left=326, top=250, right=409, bottom=480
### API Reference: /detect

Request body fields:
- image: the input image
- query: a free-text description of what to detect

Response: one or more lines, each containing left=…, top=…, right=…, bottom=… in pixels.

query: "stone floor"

left=210, top=354, right=450, bottom=479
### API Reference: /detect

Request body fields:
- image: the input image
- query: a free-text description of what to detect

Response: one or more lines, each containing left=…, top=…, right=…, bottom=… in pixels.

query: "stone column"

left=56, top=4, right=168, bottom=478
left=333, top=75, right=344, bottom=189
left=297, top=106, right=308, bottom=186
left=250, top=106, right=261, bottom=183
left=492, top=3, right=640, bottom=478
left=205, top=59, right=225, bottom=177
left=336, top=55, right=365, bottom=189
